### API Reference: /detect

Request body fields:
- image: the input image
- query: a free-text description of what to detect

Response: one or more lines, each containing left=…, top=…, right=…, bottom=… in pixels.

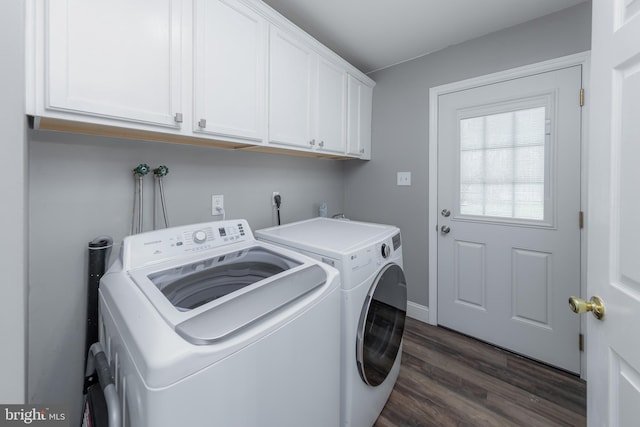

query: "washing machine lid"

left=256, top=218, right=397, bottom=256
left=174, top=263, right=327, bottom=345
left=147, top=246, right=301, bottom=311
left=130, top=245, right=327, bottom=345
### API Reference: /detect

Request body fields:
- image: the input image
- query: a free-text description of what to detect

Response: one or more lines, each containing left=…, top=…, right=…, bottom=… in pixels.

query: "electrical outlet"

left=212, top=195, right=224, bottom=215
left=272, top=192, right=280, bottom=206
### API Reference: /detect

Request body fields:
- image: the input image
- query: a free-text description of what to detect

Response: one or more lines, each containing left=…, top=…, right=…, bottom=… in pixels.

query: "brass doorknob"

left=568, top=296, right=605, bottom=320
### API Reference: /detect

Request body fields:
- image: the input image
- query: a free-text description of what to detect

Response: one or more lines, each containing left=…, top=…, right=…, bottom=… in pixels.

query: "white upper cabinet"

left=315, top=58, right=347, bottom=154
left=268, top=26, right=314, bottom=149
left=193, top=0, right=267, bottom=142
left=28, top=0, right=374, bottom=158
left=268, top=26, right=349, bottom=155
left=44, top=0, right=183, bottom=128
left=347, top=75, right=373, bottom=160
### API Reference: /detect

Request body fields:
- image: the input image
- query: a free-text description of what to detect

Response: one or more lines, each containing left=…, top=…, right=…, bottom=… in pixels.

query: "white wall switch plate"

left=397, top=172, right=411, bottom=186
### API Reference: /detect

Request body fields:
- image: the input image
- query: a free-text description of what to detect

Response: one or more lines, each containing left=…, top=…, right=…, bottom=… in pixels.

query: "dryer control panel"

left=123, top=219, right=253, bottom=270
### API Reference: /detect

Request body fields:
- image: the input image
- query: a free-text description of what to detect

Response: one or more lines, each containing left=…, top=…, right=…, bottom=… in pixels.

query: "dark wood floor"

left=375, top=318, right=586, bottom=427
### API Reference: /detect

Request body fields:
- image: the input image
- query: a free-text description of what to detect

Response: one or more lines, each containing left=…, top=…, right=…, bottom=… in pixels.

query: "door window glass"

left=459, top=106, right=546, bottom=221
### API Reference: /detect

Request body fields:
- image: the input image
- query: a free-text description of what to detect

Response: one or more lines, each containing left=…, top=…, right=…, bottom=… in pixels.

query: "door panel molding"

left=454, top=240, right=487, bottom=309
left=427, top=51, right=590, bottom=376
left=511, top=248, right=552, bottom=328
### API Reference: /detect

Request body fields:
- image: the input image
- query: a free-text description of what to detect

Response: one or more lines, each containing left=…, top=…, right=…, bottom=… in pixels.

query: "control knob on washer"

left=193, top=230, right=207, bottom=244
left=381, top=243, right=391, bottom=259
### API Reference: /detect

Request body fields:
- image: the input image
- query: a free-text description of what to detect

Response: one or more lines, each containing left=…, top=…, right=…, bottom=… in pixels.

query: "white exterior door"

left=437, top=66, right=583, bottom=373
left=586, top=1, right=640, bottom=425
left=46, top=0, right=182, bottom=127
left=193, top=0, right=267, bottom=141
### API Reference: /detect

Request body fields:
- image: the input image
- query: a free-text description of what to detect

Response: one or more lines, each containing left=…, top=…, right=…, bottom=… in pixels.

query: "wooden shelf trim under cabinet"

left=31, top=117, right=248, bottom=150
left=241, top=144, right=350, bottom=159
left=30, top=116, right=354, bottom=159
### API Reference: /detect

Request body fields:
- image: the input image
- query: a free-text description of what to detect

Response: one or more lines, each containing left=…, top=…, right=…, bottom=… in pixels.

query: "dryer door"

left=356, top=263, right=407, bottom=387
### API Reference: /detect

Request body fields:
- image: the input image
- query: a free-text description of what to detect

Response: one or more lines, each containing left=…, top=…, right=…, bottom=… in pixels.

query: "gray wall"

left=0, top=0, right=27, bottom=403
left=28, top=131, right=345, bottom=425
left=343, top=2, right=592, bottom=307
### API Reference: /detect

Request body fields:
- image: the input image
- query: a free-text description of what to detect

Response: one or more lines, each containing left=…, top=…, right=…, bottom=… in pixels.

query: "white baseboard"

left=406, top=301, right=431, bottom=324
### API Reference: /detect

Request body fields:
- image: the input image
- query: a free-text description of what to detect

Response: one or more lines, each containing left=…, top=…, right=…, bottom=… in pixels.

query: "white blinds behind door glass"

left=459, top=107, right=546, bottom=220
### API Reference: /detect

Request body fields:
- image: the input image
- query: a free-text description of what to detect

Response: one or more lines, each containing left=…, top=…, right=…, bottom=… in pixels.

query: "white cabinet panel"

left=194, top=0, right=267, bottom=141
left=46, top=0, right=182, bottom=128
left=268, top=27, right=314, bottom=149
left=30, top=0, right=374, bottom=158
left=316, top=58, right=346, bottom=154
left=347, top=75, right=373, bottom=159
left=268, top=27, right=351, bottom=155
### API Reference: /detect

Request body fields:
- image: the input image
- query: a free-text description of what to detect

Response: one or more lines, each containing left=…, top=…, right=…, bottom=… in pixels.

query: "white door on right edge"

left=437, top=66, right=582, bottom=373
left=586, top=0, right=640, bottom=424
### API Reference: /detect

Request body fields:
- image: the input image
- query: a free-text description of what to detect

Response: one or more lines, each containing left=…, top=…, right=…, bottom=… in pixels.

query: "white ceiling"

left=261, top=0, right=588, bottom=74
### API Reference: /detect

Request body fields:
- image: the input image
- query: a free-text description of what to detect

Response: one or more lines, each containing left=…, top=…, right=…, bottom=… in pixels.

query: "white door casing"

left=586, top=1, right=640, bottom=425
left=436, top=66, right=582, bottom=373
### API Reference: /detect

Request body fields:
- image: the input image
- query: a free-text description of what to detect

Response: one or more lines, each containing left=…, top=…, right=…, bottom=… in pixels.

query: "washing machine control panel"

left=124, top=219, right=252, bottom=270
left=179, top=223, right=247, bottom=248
left=192, top=230, right=208, bottom=243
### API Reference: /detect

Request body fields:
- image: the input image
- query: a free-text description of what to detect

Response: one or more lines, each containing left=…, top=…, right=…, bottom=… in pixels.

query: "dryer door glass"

left=147, top=247, right=301, bottom=310
left=356, top=263, right=407, bottom=387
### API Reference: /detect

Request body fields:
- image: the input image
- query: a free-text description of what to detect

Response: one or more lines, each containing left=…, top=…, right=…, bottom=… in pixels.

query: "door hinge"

left=579, top=88, right=585, bottom=107
left=579, top=333, right=584, bottom=352
left=579, top=211, right=584, bottom=229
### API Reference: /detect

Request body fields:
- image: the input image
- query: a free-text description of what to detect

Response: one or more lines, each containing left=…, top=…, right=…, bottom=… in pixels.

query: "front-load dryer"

left=99, top=219, right=341, bottom=427
left=256, top=218, right=407, bottom=427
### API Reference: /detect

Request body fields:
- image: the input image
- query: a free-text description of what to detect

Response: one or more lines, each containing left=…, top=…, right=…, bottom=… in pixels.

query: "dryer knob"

left=381, top=243, right=391, bottom=259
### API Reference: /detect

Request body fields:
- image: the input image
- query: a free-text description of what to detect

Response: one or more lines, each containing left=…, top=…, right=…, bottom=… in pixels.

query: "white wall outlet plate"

left=212, top=195, right=224, bottom=215
left=397, top=172, right=412, bottom=186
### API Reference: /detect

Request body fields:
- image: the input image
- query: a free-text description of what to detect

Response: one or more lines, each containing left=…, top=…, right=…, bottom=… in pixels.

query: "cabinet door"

left=347, top=75, right=373, bottom=159
left=268, top=27, right=314, bottom=148
left=316, top=58, right=347, bottom=154
left=46, top=0, right=182, bottom=128
left=194, top=0, right=267, bottom=141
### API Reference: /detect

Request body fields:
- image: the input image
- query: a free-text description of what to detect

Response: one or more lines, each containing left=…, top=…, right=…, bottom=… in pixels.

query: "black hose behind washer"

left=83, top=236, right=113, bottom=393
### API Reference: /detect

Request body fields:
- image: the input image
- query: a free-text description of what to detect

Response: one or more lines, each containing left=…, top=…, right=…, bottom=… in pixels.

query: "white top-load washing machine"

left=256, top=218, right=407, bottom=427
left=99, top=219, right=341, bottom=427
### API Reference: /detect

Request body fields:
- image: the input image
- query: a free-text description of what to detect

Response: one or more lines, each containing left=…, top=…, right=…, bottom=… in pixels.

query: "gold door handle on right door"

left=568, top=296, right=605, bottom=320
